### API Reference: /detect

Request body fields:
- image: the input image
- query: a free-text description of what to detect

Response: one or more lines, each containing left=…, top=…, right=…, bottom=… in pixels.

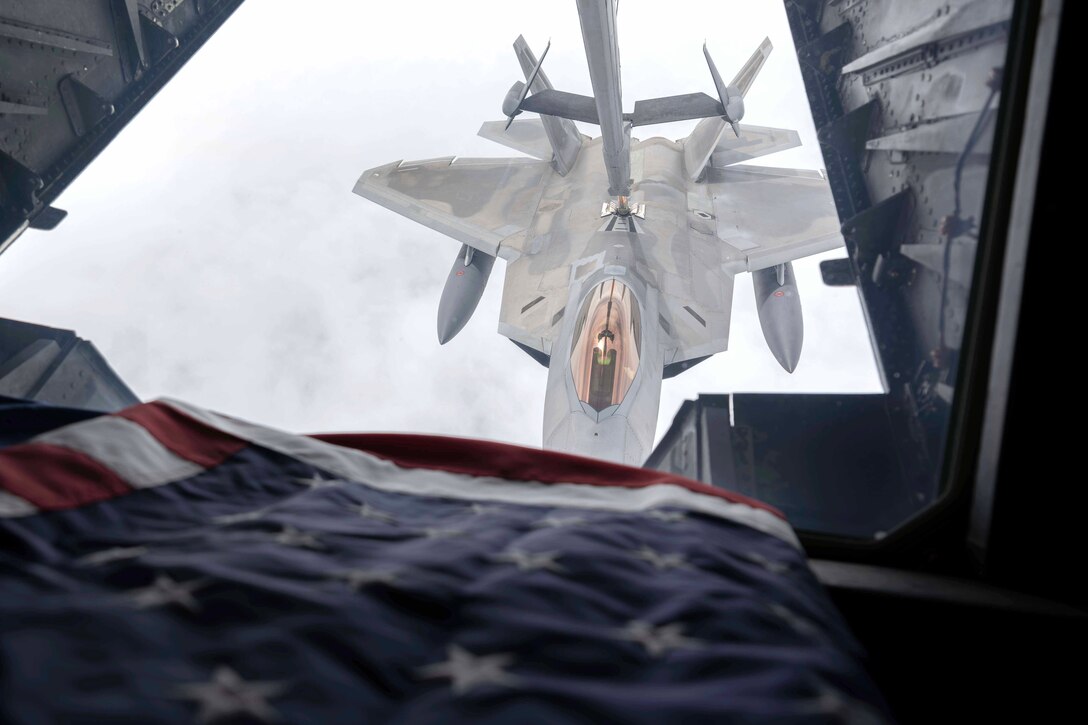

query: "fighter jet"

left=354, top=0, right=842, bottom=465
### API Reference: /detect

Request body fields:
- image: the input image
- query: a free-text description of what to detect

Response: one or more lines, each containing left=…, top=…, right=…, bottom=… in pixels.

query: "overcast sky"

left=0, top=0, right=881, bottom=451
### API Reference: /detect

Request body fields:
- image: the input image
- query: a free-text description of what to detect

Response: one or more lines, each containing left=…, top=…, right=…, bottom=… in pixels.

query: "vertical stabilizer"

left=688, top=37, right=775, bottom=177
left=513, top=35, right=583, bottom=176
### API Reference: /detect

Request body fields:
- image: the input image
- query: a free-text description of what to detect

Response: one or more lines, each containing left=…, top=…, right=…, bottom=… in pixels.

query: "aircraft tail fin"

left=500, top=35, right=773, bottom=172
left=509, top=35, right=583, bottom=176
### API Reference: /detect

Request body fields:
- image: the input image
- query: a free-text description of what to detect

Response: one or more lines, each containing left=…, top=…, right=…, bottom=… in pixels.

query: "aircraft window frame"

left=784, top=0, right=1046, bottom=554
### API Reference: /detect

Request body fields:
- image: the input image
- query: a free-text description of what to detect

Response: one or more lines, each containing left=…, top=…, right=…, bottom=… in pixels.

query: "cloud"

left=0, top=0, right=878, bottom=452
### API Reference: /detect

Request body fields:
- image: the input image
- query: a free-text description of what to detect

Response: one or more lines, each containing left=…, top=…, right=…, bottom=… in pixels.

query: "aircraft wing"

left=707, top=124, right=802, bottom=169
left=353, top=157, right=552, bottom=258
left=708, top=164, right=843, bottom=272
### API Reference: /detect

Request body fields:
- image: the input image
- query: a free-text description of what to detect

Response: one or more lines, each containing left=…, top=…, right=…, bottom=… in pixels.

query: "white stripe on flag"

left=162, top=398, right=800, bottom=548
left=0, top=490, right=37, bottom=516
left=34, top=415, right=205, bottom=489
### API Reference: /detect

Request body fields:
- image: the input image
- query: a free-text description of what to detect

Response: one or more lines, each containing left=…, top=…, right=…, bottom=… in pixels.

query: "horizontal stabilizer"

left=708, top=124, right=801, bottom=168
left=519, top=89, right=599, bottom=124
left=684, top=122, right=800, bottom=180
left=630, top=92, right=723, bottom=127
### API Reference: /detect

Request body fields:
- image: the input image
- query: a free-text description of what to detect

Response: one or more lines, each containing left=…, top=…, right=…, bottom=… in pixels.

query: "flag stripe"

left=116, top=402, right=247, bottom=469
left=0, top=490, right=37, bottom=516
left=162, top=399, right=800, bottom=547
left=0, top=443, right=132, bottom=509
left=0, top=398, right=798, bottom=546
left=34, top=415, right=205, bottom=489
left=313, top=432, right=784, bottom=518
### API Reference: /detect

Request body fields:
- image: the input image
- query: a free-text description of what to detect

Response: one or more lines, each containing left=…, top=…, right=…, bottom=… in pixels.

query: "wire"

left=937, top=75, right=1001, bottom=352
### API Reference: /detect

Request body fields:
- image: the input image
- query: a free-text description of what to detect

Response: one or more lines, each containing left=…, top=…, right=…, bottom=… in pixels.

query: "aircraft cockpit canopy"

left=570, top=279, right=641, bottom=412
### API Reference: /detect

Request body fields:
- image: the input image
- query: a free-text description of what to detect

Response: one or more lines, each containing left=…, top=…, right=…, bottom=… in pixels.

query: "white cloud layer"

left=0, top=0, right=881, bottom=449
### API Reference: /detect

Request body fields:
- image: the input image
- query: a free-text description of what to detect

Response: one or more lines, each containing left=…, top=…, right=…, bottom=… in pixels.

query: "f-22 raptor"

left=354, top=0, right=842, bottom=465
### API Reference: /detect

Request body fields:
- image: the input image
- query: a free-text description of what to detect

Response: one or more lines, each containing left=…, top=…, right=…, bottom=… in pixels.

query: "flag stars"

left=273, top=525, right=324, bottom=550
left=646, top=509, right=687, bottom=523
left=423, top=527, right=465, bottom=540
left=769, top=603, right=821, bottom=639
left=615, top=621, right=703, bottom=657
left=632, top=545, right=689, bottom=570
left=127, top=575, right=208, bottom=612
left=469, top=503, right=501, bottom=516
left=492, top=549, right=565, bottom=573
left=295, top=473, right=340, bottom=490
left=213, top=509, right=267, bottom=526
left=743, top=551, right=791, bottom=574
left=332, top=568, right=398, bottom=591
left=797, top=680, right=888, bottom=722
left=533, top=515, right=586, bottom=529
left=355, top=502, right=396, bottom=523
left=173, top=666, right=289, bottom=724
left=76, top=545, right=147, bottom=567
left=417, top=645, right=520, bottom=695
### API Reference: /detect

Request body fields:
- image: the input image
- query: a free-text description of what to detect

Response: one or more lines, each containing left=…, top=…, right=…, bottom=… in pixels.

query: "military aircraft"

left=354, top=0, right=842, bottom=465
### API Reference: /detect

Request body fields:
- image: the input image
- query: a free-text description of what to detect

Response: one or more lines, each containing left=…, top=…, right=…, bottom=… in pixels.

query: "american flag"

left=0, top=397, right=889, bottom=722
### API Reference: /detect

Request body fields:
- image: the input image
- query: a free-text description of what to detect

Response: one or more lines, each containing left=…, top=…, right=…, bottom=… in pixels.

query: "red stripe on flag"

left=116, top=402, right=247, bottom=469
left=310, top=433, right=785, bottom=519
left=0, top=443, right=132, bottom=510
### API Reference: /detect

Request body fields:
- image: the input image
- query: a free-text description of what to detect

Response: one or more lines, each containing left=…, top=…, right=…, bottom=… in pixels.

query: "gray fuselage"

left=520, top=134, right=726, bottom=465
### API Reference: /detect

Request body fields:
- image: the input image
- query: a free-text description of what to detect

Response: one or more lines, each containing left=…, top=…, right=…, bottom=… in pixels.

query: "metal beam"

left=866, top=111, right=996, bottom=154
left=0, top=101, right=47, bottom=116
left=111, top=0, right=148, bottom=79
left=0, top=16, right=113, bottom=56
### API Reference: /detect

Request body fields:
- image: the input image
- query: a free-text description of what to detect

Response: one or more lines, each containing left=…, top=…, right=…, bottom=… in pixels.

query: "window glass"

left=570, top=279, right=641, bottom=412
